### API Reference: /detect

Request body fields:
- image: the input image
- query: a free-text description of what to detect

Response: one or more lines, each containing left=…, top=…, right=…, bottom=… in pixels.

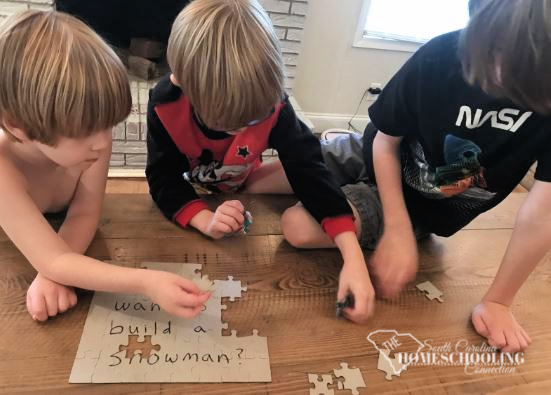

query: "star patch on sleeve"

left=237, top=146, right=251, bottom=159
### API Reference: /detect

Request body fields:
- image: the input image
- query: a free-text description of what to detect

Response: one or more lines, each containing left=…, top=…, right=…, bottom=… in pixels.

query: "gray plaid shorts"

left=321, top=133, right=428, bottom=249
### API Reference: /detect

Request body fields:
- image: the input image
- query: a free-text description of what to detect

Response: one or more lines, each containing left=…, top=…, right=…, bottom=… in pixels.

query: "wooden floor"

left=1, top=180, right=551, bottom=394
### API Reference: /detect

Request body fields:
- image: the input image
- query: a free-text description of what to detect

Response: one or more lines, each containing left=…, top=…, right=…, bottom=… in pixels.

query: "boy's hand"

left=472, top=301, right=532, bottom=353
left=338, top=257, right=376, bottom=323
left=144, top=270, right=211, bottom=318
left=204, top=200, right=246, bottom=239
left=371, top=228, right=418, bottom=299
left=26, top=273, right=77, bottom=321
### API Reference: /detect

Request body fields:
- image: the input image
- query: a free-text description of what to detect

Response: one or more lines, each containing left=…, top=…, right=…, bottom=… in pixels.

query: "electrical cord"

left=347, top=86, right=381, bottom=132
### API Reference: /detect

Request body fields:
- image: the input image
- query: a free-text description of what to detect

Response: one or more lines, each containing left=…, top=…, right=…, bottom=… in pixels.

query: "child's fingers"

left=57, top=291, right=71, bottom=313
left=175, top=278, right=211, bottom=305
left=216, top=213, right=243, bottom=232
left=336, top=282, right=348, bottom=301
left=471, top=311, right=490, bottom=337
left=366, top=294, right=375, bottom=317
left=174, top=276, right=202, bottom=294
left=516, top=330, right=529, bottom=351
left=31, top=295, right=48, bottom=321
left=173, top=305, right=204, bottom=319
left=218, top=206, right=245, bottom=226
left=502, top=331, right=520, bottom=353
left=488, top=328, right=507, bottom=350
left=224, top=200, right=245, bottom=213
left=45, top=292, right=58, bottom=317
left=345, top=293, right=371, bottom=324
left=69, top=290, right=78, bottom=307
left=211, top=221, right=234, bottom=235
left=520, top=328, right=532, bottom=344
left=177, top=291, right=211, bottom=308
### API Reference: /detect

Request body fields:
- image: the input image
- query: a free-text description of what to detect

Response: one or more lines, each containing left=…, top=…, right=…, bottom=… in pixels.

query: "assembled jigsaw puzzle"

left=69, top=262, right=270, bottom=383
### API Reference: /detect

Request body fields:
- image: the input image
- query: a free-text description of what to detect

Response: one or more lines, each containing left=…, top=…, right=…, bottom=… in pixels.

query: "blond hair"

left=0, top=10, right=131, bottom=145
left=460, top=0, right=551, bottom=115
left=167, top=0, right=284, bottom=130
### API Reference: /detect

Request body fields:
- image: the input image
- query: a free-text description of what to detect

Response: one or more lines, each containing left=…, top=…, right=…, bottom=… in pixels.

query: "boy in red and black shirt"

left=146, top=0, right=375, bottom=323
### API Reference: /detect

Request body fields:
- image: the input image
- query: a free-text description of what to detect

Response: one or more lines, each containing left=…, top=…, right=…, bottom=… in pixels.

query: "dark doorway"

left=55, top=0, right=190, bottom=47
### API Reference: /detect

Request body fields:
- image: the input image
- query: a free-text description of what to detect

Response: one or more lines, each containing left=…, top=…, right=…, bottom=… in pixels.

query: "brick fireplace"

left=0, top=0, right=309, bottom=168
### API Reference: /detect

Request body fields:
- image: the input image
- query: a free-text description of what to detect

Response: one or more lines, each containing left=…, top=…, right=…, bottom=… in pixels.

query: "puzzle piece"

left=243, top=210, right=253, bottom=234
left=308, top=373, right=334, bottom=395
left=194, top=274, right=216, bottom=292
left=118, top=335, right=161, bottom=359
left=213, top=275, right=247, bottom=301
left=336, top=293, right=354, bottom=318
left=222, top=329, right=269, bottom=360
left=377, top=350, right=408, bottom=381
left=416, top=280, right=444, bottom=302
left=333, top=362, right=366, bottom=395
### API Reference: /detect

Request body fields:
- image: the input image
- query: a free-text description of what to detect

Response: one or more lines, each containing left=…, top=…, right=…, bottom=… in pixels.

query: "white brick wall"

left=259, top=0, right=308, bottom=91
left=0, top=0, right=53, bottom=20
left=0, top=0, right=309, bottom=168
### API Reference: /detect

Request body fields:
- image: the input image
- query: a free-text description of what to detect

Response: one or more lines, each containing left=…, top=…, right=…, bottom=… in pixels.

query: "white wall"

left=294, top=0, right=413, bottom=131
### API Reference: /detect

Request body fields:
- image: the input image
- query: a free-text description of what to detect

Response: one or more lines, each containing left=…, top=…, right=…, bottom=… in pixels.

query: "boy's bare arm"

left=373, top=132, right=411, bottom=230
left=0, top=161, right=210, bottom=317
left=57, top=145, right=111, bottom=254
left=483, top=180, right=551, bottom=304
left=334, top=230, right=375, bottom=323
left=371, top=132, right=418, bottom=298
left=471, top=180, right=551, bottom=353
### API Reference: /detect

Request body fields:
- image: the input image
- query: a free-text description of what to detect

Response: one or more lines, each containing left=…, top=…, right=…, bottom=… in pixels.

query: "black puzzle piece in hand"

left=336, top=293, right=355, bottom=318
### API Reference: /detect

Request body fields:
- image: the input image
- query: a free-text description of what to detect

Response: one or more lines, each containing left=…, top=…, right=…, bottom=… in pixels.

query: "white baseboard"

left=108, top=168, right=146, bottom=178
left=304, top=112, right=370, bottom=134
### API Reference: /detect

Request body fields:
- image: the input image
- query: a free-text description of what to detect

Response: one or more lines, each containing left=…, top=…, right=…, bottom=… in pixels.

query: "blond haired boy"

left=146, top=0, right=375, bottom=323
left=0, top=10, right=211, bottom=322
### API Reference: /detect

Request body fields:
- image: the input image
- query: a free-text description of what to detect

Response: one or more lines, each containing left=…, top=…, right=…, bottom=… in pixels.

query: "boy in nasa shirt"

left=281, top=0, right=551, bottom=352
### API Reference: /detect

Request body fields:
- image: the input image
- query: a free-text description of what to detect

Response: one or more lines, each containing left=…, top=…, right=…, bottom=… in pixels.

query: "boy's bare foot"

left=26, top=273, right=77, bottom=321
left=471, top=301, right=532, bottom=353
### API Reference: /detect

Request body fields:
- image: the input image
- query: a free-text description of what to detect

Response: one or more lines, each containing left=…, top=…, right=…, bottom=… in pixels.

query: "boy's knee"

left=281, top=206, right=313, bottom=248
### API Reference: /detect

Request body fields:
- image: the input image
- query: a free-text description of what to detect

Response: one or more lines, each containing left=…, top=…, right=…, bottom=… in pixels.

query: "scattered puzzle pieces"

left=377, top=350, right=408, bottom=381
left=333, top=362, right=366, bottom=395
left=416, top=280, right=444, bottom=302
left=308, top=373, right=335, bottom=395
left=119, top=335, right=161, bottom=359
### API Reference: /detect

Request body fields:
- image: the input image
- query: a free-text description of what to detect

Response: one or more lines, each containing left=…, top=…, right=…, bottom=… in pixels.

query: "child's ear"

left=169, top=73, right=181, bottom=87
left=1, top=117, right=28, bottom=142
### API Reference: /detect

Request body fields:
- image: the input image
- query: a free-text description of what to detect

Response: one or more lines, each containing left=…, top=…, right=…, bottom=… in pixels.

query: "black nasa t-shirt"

left=363, top=30, right=551, bottom=236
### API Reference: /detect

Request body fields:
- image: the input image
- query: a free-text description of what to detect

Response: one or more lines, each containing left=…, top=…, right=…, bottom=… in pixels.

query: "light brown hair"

left=167, top=0, right=285, bottom=130
left=0, top=10, right=131, bottom=145
left=468, top=0, right=490, bottom=16
left=460, top=0, right=551, bottom=114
